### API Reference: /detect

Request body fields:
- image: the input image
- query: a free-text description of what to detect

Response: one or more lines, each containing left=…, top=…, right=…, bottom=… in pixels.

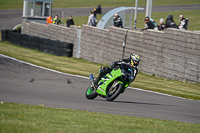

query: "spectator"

left=142, top=17, right=155, bottom=30
left=165, top=15, right=178, bottom=29
left=66, top=16, right=74, bottom=27
left=46, top=16, right=52, bottom=25
left=96, top=4, right=102, bottom=14
left=53, top=15, right=61, bottom=25
left=113, top=13, right=123, bottom=28
left=150, top=18, right=157, bottom=27
left=158, top=18, right=166, bottom=30
left=93, top=8, right=97, bottom=17
left=87, top=11, right=97, bottom=26
left=179, top=15, right=188, bottom=30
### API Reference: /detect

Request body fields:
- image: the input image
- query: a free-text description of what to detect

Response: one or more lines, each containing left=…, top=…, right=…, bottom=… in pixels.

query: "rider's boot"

left=93, top=75, right=102, bottom=90
left=93, top=67, right=111, bottom=90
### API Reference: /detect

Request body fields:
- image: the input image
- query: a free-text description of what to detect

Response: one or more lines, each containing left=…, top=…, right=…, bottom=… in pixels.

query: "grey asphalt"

left=0, top=54, right=200, bottom=124
left=0, top=4, right=200, bottom=31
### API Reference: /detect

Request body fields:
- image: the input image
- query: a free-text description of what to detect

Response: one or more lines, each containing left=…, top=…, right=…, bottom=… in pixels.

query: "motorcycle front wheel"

left=106, top=81, right=124, bottom=101
left=85, top=85, right=98, bottom=99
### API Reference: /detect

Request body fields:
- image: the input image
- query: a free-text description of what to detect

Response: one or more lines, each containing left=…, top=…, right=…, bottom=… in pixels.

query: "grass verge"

left=0, top=42, right=199, bottom=100
left=0, top=102, right=200, bottom=133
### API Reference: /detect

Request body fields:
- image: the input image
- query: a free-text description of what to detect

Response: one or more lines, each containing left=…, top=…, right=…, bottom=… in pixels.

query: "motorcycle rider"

left=93, top=54, right=140, bottom=89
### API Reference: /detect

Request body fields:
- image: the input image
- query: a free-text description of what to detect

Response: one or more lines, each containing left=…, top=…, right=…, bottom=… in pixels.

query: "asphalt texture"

left=0, top=54, right=200, bottom=124
left=0, top=4, right=200, bottom=31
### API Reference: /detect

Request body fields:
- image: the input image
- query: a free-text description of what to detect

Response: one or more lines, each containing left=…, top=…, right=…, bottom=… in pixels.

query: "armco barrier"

left=1, top=30, right=73, bottom=57
left=21, top=22, right=200, bottom=83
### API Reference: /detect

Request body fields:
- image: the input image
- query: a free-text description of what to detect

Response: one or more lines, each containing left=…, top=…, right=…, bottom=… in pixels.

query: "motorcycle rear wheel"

left=106, top=82, right=124, bottom=101
left=85, top=86, right=98, bottom=99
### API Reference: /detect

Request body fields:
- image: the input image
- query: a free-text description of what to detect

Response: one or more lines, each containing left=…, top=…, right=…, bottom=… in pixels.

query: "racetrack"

left=0, top=54, right=200, bottom=124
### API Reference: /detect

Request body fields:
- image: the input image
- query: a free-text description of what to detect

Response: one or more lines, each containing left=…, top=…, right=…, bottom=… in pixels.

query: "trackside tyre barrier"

left=2, top=30, right=73, bottom=57
left=1, top=30, right=9, bottom=42
left=62, top=42, right=73, bottom=57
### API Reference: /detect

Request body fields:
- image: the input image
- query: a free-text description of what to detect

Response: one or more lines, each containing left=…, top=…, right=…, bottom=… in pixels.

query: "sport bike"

left=85, top=63, right=135, bottom=101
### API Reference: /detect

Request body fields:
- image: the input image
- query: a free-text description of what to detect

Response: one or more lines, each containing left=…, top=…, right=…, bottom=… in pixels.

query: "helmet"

left=130, top=54, right=140, bottom=67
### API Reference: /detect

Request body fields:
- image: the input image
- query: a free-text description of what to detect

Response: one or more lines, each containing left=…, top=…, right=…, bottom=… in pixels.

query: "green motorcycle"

left=85, top=63, right=134, bottom=101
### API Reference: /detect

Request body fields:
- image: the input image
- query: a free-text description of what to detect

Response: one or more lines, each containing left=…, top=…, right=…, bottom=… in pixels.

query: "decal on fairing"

left=98, top=86, right=105, bottom=92
left=98, top=82, right=103, bottom=86
left=109, top=75, right=113, bottom=78
left=102, top=76, right=109, bottom=80
left=101, top=76, right=110, bottom=84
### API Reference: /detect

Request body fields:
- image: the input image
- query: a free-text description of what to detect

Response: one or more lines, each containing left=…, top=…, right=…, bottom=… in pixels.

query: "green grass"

left=0, top=0, right=200, bottom=9
left=1, top=102, right=200, bottom=133
left=0, top=42, right=199, bottom=100
left=72, top=10, right=200, bottom=31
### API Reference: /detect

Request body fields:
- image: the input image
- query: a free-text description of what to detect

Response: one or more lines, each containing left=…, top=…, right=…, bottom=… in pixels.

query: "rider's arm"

left=122, top=58, right=130, bottom=63
left=129, top=67, right=138, bottom=82
left=111, top=58, right=130, bottom=69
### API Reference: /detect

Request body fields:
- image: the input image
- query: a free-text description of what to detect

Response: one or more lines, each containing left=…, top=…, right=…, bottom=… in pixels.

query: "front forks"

left=89, top=74, right=96, bottom=90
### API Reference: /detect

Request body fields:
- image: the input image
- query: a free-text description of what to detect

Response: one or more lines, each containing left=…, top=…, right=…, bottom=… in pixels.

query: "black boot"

left=93, top=74, right=102, bottom=90
left=93, top=67, right=111, bottom=90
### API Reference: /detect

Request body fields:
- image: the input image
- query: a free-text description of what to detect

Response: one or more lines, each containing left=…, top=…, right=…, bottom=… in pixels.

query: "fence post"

left=145, top=0, right=153, bottom=18
left=122, top=30, right=129, bottom=59
left=76, top=28, right=81, bottom=58
left=133, top=0, right=138, bottom=30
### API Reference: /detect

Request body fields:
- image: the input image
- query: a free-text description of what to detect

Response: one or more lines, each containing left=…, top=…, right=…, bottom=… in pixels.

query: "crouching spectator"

left=142, top=17, right=155, bottom=30
left=113, top=13, right=123, bottom=28
left=66, top=16, right=74, bottom=27
left=53, top=15, right=61, bottom=25
left=179, top=15, right=188, bottom=30
left=165, top=15, right=178, bottom=29
left=158, top=18, right=166, bottom=30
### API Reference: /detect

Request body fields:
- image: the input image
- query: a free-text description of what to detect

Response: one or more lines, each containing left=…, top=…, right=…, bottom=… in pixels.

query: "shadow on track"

left=112, top=100, right=175, bottom=107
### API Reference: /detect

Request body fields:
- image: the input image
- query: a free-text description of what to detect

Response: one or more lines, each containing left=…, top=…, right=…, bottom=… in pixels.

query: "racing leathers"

left=179, top=18, right=187, bottom=30
left=113, top=16, right=123, bottom=28
left=93, top=59, right=138, bottom=88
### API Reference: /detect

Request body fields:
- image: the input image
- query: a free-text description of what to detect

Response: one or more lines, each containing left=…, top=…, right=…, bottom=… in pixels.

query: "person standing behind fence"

left=165, top=15, right=178, bottom=29
left=46, top=16, right=52, bottom=25
left=53, top=15, right=61, bottom=25
left=158, top=18, right=166, bottom=30
left=142, top=17, right=155, bottom=30
left=113, top=13, right=123, bottom=28
left=66, top=16, right=74, bottom=27
left=179, top=15, right=188, bottom=30
left=87, top=11, right=97, bottom=26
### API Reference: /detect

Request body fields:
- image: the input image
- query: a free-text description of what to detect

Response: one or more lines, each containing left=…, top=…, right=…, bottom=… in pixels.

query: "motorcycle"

left=85, top=63, right=134, bottom=101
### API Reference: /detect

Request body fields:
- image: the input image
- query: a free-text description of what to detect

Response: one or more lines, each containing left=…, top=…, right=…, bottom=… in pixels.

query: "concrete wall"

left=22, top=22, right=200, bottom=83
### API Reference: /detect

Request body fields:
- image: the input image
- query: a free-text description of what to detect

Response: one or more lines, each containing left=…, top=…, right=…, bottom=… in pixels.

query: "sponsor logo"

left=98, top=86, right=105, bottom=92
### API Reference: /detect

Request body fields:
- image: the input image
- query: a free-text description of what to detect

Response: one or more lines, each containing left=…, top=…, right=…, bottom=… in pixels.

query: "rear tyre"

left=106, top=81, right=124, bottom=101
left=85, top=85, right=98, bottom=99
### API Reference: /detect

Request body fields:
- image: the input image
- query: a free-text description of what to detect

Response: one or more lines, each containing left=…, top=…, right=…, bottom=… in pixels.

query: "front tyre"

left=106, top=82, right=124, bottom=101
left=85, top=86, right=98, bottom=99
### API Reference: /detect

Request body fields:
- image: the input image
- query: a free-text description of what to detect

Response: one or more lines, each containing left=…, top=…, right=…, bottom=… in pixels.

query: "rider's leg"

left=93, top=67, right=111, bottom=88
